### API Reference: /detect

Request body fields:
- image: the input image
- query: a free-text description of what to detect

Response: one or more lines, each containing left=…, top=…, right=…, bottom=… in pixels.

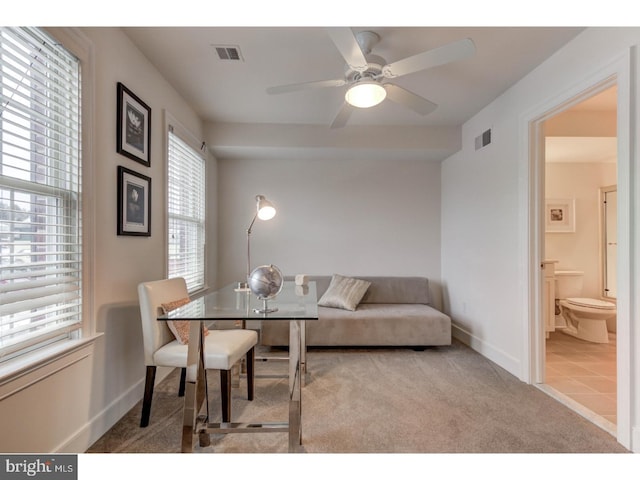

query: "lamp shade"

left=256, top=195, right=276, bottom=220
left=345, top=81, right=386, bottom=108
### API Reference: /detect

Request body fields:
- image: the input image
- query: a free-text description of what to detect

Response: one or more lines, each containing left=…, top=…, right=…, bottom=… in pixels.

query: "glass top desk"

left=159, top=280, right=318, bottom=453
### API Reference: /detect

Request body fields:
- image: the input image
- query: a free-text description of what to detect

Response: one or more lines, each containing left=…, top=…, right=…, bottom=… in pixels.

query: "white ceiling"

left=122, top=26, right=586, bottom=162
left=546, top=137, right=617, bottom=163
left=546, top=86, right=618, bottom=164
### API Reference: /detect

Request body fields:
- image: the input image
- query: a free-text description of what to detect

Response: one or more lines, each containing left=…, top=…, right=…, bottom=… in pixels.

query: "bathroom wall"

left=545, top=161, right=617, bottom=298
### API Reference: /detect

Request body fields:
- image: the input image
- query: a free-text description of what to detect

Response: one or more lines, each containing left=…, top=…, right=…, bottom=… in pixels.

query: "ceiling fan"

left=266, top=27, right=476, bottom=128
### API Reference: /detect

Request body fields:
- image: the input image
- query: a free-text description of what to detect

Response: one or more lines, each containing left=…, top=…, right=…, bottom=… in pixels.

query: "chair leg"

left=220, top=369, right=231, bottom=423
left=178, top=368, right=186, bottom=397
left=140, top=366, right=156, bottom=428
left=247, top=347, right=255, bottom=401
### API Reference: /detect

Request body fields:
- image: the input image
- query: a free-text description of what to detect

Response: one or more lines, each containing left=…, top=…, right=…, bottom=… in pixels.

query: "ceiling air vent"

left=213, top=45, right=243, bottom=61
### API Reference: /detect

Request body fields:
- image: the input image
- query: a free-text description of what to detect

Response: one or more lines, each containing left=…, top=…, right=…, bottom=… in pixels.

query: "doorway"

left=527, top=70, right=632, bottom=448
left=542, top=86, right=618, bottom=433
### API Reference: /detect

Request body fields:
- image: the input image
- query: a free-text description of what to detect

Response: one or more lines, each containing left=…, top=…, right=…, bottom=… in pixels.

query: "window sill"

left=0, top=334, right=103, bottom=399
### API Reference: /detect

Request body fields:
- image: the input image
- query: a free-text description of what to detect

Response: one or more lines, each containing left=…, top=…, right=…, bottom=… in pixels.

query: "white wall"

left=0, top=27, right=208, bottom=452
left=214, top=155, right=444, bottom=308
left=545, top=162, right=617, bottom=298
left=4, top=25, right=638, bottom=454
left=441, top=27, right=640, bottom=450
left=441, top=126, right=521, bottom=372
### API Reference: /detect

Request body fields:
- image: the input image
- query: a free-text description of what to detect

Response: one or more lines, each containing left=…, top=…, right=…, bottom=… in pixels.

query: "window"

left=0, top=27, right=82, bottom=361
left=167, top=126, right=205, bottom=292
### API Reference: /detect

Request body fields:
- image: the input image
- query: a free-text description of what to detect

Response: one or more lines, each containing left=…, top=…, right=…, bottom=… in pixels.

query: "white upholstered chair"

left=137, top=277, right=258, bottom=427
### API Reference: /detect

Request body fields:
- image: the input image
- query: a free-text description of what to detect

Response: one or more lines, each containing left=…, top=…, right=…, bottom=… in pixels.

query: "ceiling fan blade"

left=382, top=38, right=476, bottom=78
left=383, top=84, right=437, bottom=116
left=326, top=27, right=368, bottom=72
left=266, top=78, right=346, bottom=95
left=330, top=102, right=353, bottom=129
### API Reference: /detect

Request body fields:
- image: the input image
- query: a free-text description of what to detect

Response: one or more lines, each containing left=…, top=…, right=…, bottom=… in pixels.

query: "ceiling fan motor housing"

left=345, top=55, right=385, bottom=84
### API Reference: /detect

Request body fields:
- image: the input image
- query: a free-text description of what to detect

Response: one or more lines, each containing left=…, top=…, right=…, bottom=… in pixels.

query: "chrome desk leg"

left=301, top=320, right=307, bottom=387
left=182, top=321, right=209, bottom=452
left=288, top=319, right=302, bottom=452
left=232, top=362, right=241, bottom=388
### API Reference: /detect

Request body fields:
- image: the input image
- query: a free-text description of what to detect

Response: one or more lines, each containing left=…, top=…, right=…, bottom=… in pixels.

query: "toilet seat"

left=566, top=297, right=616, bottom=310
left=559, top=298, right=616, bottom=344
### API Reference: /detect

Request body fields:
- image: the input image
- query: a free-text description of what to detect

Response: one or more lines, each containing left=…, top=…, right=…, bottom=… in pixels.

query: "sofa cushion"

left=318, top=274, right=371, bottom=311
left=259, top=303, right=452, bottom=347
left=359, top=276, right=430, bottom=305
left=286, top=275, right=431, bottom=305
left=308, top=303, right=451, bottom=346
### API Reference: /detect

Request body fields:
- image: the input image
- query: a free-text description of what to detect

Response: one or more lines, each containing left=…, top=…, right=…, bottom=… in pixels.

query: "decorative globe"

left=248, top=264, right=284, bottom=300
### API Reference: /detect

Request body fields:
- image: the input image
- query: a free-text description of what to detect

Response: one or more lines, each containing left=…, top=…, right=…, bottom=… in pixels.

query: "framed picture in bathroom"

left=545, top=198, right=575, bottom=233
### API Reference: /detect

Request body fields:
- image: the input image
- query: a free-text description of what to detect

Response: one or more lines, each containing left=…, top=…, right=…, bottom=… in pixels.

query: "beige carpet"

left=87, top=340, right=628, bottom=454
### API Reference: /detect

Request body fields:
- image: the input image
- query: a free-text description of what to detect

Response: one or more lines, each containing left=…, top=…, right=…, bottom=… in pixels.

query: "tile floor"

left=545, top=330, right=617, bottom=425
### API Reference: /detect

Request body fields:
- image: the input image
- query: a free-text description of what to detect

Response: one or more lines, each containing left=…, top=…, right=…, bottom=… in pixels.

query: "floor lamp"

left=243, top=194, right=276, bottom=288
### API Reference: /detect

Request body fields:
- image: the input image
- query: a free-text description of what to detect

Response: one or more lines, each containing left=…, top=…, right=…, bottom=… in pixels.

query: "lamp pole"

left=246, top=212, right=258, bottom=286
left=244, top=195, right=276, bottom=288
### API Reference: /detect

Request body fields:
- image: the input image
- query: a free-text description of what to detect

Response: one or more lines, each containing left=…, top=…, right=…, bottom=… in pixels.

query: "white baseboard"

left=452, top=323, right=522, bottom=379
left=632, top=425, right=640, bottom=453
left=55, top=368, right=174, bottom=453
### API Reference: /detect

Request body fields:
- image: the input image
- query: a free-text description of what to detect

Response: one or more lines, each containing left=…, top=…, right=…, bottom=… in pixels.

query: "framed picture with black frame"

left=117, top=166, right=151, bottom=236
left=116, top=82, right=151, bottom=166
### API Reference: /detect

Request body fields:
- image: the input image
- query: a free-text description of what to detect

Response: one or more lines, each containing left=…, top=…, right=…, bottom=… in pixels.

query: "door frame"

left=521, top=52, right=632, bottom=449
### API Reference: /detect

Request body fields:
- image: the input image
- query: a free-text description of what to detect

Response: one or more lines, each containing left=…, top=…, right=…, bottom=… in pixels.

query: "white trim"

left=0, top=335, right=99, bottom=399
left=452, top=324, right=521, bottom=377
left=45, top=27, right=97, bottom=338
left=164, top=111, right=206, bottom=156
left=614, top=47, right=633, bottom=452
left=520, top=51, right=633, bottom=450
left=56, top=366, right=174, bottom=453
left=632, top=44, right=640, bottom=454
left=0, top=27, right=97, bottom=369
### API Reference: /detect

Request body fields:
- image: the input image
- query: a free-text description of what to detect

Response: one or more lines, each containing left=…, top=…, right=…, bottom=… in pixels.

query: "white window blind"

left=167, top=129, right=205, bottom=292
left=0, top=27, right=82, bottom=361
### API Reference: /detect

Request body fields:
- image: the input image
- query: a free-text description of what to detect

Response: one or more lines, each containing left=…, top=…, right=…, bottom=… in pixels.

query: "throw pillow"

left=318, top=274, right=371, bottom=311
left=161, top=297, right=208, bottom=345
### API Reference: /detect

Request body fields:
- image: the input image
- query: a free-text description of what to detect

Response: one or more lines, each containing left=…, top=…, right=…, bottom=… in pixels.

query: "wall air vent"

left=213, top=45, right=244, bottom=61
left=475, top=128, right=492, bottom=151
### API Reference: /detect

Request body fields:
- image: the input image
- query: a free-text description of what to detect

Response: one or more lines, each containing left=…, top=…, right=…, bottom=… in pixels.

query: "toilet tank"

left=555, top=270, right=584, bottom=299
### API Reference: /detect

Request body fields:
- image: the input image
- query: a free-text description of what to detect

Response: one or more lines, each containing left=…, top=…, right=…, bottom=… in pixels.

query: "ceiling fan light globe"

left=345, top=82, right=386, bottom=108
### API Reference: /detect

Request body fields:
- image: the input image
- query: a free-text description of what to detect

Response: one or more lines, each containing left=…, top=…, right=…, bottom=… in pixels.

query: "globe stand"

left=253, top=298, right=278, bottom=314
left=248, top=264, right=284, bottom=314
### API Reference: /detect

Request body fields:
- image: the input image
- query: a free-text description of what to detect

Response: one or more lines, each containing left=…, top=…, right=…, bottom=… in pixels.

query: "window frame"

left=165, top=112, right=207, bottom=294
left=0, top=27, right=96, bottom=378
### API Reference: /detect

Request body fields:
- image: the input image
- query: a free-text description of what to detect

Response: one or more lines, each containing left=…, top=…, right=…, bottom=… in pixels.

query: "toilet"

left=555, top=270, right=616, bottom=344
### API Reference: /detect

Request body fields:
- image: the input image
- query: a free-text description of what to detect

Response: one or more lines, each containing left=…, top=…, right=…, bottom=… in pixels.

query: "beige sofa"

left=260, top=275, right=451, bottom=348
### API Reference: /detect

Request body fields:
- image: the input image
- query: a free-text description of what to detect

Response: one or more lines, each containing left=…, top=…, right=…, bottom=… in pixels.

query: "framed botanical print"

left=116, top=82, right=151, bottom=166
left=117, top=166, right=151, bottom=236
